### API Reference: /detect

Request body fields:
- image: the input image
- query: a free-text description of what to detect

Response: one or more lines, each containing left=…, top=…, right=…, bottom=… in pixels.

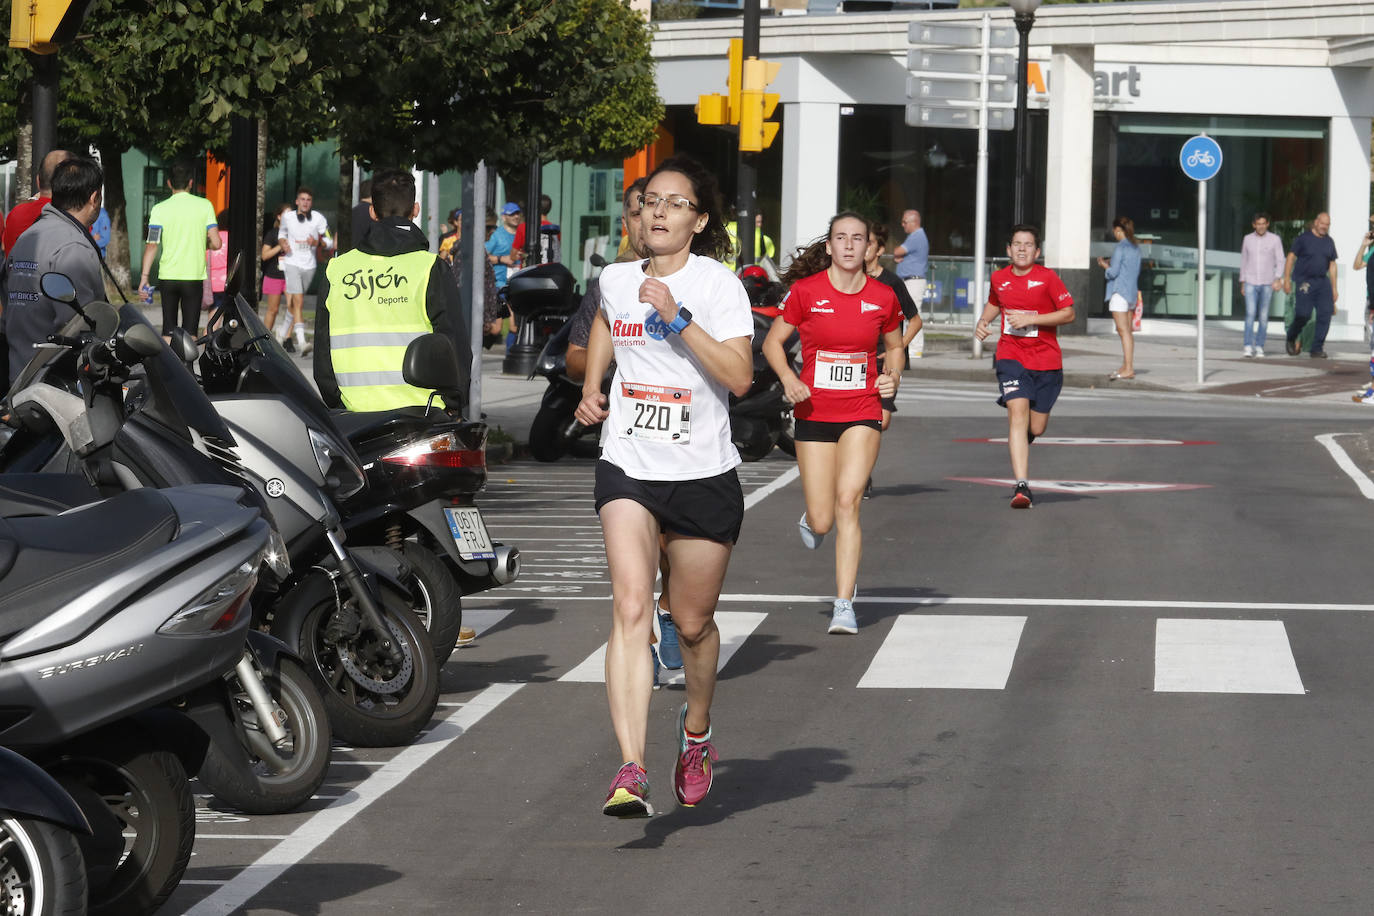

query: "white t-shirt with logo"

left=278, top=210, right=332, bottom=270
left=597, top=254, right=754, bottom=481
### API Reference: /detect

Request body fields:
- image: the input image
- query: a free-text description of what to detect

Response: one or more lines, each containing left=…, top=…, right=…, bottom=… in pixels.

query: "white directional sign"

left=906, top=104, right=1014, bottom=131
left=910, top=77, right=1015, bottom=104
left=907, top=49, right=1014, bottom=77
left=909, top=22, right=1017, bottom=48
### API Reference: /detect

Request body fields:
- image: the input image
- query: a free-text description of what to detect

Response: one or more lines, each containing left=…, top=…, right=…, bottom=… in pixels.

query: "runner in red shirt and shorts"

left=973, top=224, right=1076, bottom=508
left=763, top=212, right=903, bottom=635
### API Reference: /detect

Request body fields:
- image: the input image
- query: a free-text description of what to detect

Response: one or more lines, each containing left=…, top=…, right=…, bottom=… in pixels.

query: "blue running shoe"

left=828, top=598, right=857, bottom=635
left=799, top=512, right=824, bottom=550
left=656, top=604, right=683, bottom=670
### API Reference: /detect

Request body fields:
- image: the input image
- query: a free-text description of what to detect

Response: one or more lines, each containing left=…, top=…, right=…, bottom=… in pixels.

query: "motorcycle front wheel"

left=51, top=738, right=193, bottom=916
left=197, top=656, right=332, bottom=815
left=0, top=815, right=86, bottom=916
left=277, top=579, right=441, bottom=748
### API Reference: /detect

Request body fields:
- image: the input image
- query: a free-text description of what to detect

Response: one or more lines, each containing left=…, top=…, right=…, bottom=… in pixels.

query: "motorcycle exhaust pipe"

left=492, top=545, right=521, bottom=585
left=235, top=653, right=289, bottom=746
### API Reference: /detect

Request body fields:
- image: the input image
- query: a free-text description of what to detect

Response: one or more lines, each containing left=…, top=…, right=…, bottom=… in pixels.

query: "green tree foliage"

left=337, top=0, right=663, bottom=172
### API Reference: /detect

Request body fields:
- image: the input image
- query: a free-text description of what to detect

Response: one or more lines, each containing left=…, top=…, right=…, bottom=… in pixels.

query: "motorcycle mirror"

left=224, top=252, right=243, bottom=299
left=169, top=327, right=199, bottom=364
left=39, top=272, right=76, bottom=304
left=402, top=333, right=464, bottom=394
left=85, top=301, right=121, bottom=339
left=589, top=253, right=607, bottom=268
left=122, top=322, right=164, bottom=358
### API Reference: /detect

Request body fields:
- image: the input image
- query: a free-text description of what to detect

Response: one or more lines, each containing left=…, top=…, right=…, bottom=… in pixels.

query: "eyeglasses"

left=642, top=193, right=698, bottom=213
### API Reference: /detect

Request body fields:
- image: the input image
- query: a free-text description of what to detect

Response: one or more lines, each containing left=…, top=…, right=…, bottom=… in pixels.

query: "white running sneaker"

left=798, top=512, right=824, bottom=550
left=1242, top=345, right=1253, bottom=358
left=1254, top=346, right=1264, bottom=358
left=828, top=599, right=857, bottom=635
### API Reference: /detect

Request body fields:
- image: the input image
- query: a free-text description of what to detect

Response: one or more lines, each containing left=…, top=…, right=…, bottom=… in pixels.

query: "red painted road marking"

left=949, top=477, right=1211, bottom=494
left=956, top=437, right=1216, bottom=446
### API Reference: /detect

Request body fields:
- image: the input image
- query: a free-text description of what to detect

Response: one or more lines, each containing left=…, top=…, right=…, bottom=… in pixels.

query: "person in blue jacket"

left=1098, top=216, right=1142, bottom=380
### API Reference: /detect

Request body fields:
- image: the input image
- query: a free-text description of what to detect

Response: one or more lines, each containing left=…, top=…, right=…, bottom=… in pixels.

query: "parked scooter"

left=528, top=318, right=608, bottom=462
left=0, top=481, right=273, bottom=916
left=0, top=277, right=333, bottom=815
left=197, top=284, right=520, bottom=663
left=0, top=745, right=90, bottom=916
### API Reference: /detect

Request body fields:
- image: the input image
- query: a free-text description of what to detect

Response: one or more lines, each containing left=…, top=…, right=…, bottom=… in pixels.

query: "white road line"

left=193, top=835, right=292, bottom=840
left=185, top=683, right=523, bottom=916
left=559, top=611, right=767, bottom=683
left=178, top=880, right=231, bottom=885
left=1315, top=433, right=1374, bottom=499
left=858, top=615, right=1026, bottom=689
left=468, top=592, right=1374, bottom=613
left=743, top=465, right=800, bottom=510
left=1154, top=619, right=1305, bottom=694
left=461, top=607, right=515, bottom=636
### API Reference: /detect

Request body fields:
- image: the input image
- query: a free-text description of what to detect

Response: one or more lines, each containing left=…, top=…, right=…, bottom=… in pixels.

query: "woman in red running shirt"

left=763, top=212, right=903, bottom=635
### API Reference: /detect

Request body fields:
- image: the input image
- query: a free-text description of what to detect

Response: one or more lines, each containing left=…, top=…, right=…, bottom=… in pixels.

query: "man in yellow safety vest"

left=314, top=168, right=470, bottom=412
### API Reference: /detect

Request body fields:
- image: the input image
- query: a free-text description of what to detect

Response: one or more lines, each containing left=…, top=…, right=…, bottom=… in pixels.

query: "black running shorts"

left=793, top=418, right=883, bottom=443
left=593, top=460, right=744, bottom=545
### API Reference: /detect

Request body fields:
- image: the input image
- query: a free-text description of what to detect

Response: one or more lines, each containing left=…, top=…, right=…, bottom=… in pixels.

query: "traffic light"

left=697, top=38, right=743, bottom=126
left=10, top=0, right=93, bottom=54
left=739, top=58, right=780, bottom=153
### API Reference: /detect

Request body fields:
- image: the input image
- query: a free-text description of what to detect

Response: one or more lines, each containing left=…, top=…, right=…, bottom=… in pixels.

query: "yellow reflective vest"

left=324, top=248, right=437, bottom=411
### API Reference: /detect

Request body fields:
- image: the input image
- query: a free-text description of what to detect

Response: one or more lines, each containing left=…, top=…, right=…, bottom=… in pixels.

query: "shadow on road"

left=618, top=746, right=852, bottom=849
left=235, top=863, right=404, bottom=914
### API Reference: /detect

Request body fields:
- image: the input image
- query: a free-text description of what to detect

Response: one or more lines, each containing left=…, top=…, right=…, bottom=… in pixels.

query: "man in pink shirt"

left=1239, top=211, right=1285, bottom=357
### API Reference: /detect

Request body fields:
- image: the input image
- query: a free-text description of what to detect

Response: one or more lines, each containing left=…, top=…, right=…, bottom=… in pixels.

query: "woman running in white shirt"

left=575, top=156, right=754, bottom=818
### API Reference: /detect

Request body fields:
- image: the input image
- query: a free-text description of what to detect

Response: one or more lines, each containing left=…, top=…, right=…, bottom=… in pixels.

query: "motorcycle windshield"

left=219, top=294, right=364, bottom=463
left=6, top=310, right=87, bottom=399
left=118, top=305, right=236, bottom=442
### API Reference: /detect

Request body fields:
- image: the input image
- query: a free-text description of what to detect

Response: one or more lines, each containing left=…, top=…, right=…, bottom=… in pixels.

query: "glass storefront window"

left=1092, top=114, right=1328, bottom=320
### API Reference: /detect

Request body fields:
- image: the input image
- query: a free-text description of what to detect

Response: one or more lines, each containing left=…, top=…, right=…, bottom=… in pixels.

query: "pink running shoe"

left=603, top=762, right=653, bottom=818
left=673, top=704, right=719, bottom=807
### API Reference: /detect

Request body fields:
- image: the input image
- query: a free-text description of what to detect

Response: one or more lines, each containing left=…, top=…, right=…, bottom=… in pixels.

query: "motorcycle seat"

left=0, top=489, right=179, bottom=637
left=330, top=407, right=443, bottom=442
left=0, top=473, right=100, bottom=518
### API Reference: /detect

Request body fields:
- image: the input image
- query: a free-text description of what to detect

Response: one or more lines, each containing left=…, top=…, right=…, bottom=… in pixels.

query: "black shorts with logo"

left=793, top=418, right=883, bottom=442
left=593, top=460, right=745, bottom=544
left=995, top=358, right=1063, bottom=412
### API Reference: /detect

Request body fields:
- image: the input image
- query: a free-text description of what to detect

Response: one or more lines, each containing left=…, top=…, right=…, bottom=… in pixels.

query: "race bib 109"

left=1003, top=309, right=1040, bottom=337
left=814, top=350, right=868, bottom=390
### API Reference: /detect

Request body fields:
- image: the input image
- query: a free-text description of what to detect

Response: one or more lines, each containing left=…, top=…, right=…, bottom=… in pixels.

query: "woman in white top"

left=575, top=156, right=754, bottom=818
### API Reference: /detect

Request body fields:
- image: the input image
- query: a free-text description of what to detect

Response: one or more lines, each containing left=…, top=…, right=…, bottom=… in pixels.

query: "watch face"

left=679, top=307, right=693, bottom=321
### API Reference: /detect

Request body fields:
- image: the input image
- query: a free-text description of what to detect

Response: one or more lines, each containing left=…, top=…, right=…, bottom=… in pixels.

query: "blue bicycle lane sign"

left=1179, top=135, right=1223, bottom=181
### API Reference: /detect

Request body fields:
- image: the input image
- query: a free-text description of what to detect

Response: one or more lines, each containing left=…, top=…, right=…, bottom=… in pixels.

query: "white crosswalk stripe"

left=858, top=615, right=1027, bottom=689
left=1153, top=618, right=1305, bottom=694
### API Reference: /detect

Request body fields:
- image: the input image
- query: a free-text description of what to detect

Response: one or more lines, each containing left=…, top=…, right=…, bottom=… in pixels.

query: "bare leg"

left=1112, top=311, right=1135, bottom=376
left=1007, top=398, right=1031, bottom=481
left=599, top=500, right=659, bottom=768
left=663, top=534, right=734, bottom=736
left=832, top=426, right=882, bottom=600
left=794, top=440, right=838, bottom=536
left=263, top=292, right=283, bottom=334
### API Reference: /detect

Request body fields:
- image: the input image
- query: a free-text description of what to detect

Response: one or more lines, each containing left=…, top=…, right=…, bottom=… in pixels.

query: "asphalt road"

left=168, top=381, right=1374, bottom=915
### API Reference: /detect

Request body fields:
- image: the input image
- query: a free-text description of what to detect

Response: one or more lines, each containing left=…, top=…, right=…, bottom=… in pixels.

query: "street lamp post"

left=1010, top=0, right=1040, bottom=225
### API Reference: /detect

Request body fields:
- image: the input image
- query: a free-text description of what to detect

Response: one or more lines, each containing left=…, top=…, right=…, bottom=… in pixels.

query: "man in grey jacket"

left=3, top=157, right=105, bottom=383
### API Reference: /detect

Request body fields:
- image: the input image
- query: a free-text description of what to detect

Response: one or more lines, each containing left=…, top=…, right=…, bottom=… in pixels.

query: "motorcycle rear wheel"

left=51, top=739, right=193, bottom=916
left=399, top=542, right=463, bottom=663
left=0, top=815, right=86, bottom=916
left=197, top=656, right=332, bottom=815
left=280, top=580, right=441, bottom=748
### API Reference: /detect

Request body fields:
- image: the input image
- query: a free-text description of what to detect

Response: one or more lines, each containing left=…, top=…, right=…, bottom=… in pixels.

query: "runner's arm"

left=901, top=312, right=924, bottom=349
left=1007, top=303, right=1075, bottom=330
left=974, top=302, right=1001, bottom=340
left=574, top=312, right=612, bottom=426
left=880, top=327, right=904, bottom=399
left=763, top=314, right=809, bottom=405
left=679, top=327, right=752, bottom=397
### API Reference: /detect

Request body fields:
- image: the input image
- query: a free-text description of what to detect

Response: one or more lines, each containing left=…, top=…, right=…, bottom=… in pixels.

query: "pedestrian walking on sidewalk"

left=1097, top=216, right=1141, bottom=380
left=1283, top=212, right=1338, bottom=358
left=140, top=160, right=221, bottom=337
left=764, top=212, right=903, bottom=634
left=974, top=225, right=1076, bottom=509
left=1352, top=216, right=1374, bottom=402
left=575, top=156, right=753, bottom=818
left=1239, top=212, right=1284, bottom=357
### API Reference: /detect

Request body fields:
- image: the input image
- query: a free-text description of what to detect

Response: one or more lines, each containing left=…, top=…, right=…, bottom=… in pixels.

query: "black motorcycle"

left=0, top=745, right=90, bottom=916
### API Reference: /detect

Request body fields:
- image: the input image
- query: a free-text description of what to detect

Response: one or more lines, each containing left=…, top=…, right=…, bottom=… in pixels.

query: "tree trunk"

left=97, top=141, right=133, bottom=300
left=256, top=118, right=268, bottom=235
left=14, top=121, right=33, bottom=204
left=338, top=152, right=354, bottom=251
